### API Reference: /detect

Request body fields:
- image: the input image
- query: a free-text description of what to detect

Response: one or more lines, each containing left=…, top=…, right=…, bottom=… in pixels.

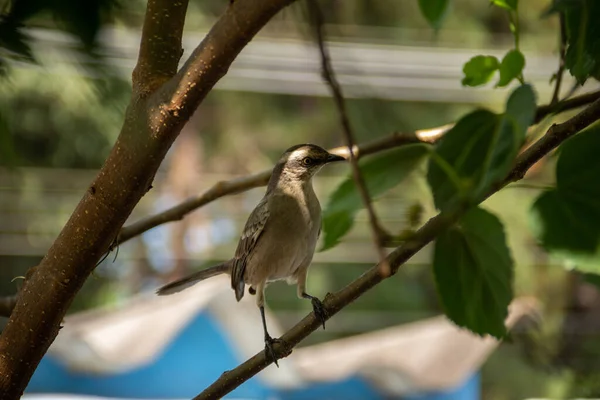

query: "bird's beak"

left=326, top=153, right=346, bottom=163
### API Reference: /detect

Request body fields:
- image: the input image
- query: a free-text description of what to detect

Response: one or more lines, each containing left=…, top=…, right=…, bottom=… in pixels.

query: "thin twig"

left=505, top=182, right=554, bottom=191
left=308, top=0, right=391, bottom=276
left=535, top=89, right=600, bottom=123
left=550, top=11, right=567, bottom=105
left=193, top=97, right=600, bottom=400
left=118, top=130, right=438, bottom=245
left=115, top=90, right=600, bottom=248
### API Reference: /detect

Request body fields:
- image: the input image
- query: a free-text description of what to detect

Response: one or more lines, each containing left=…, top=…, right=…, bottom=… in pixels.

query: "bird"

left=156, top=144, right=346, bottom=365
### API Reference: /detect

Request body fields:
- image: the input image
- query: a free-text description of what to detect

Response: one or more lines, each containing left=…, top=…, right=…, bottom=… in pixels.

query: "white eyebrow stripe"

left=289, top=147, right=308, bottom=160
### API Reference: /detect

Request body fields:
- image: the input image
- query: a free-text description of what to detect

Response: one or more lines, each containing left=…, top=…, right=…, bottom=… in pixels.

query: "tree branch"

left=535, top=90, right=600, bottom=123
left=194, top=98, right=600, bottom=400
left=308, top=0, right=391, bottom=275
left=117, top=130, right=434, bottom=246
left=155, top=0, right=296, bottom=132
left=119, top=171, right=271, bottom=243
left=117, top=88, right=600, bottom=248
left=132, top=0, right=190, bottom=95
left=509, top=98, right=600, bottom=184
left=0, top=1, right=297, bottom=397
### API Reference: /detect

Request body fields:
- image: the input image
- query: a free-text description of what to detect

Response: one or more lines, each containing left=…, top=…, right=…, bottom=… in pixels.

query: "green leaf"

left=497, top=49, right=525, bottom=87
left=321, top=144, right=430, bottom=251
left=428, top=85, right=534, bottom=211
left=530, top=123, right=600, bottom=255
left=433, top=206, right=513, bottom=338
left=561, top=0, right=600, bottom=84
left=462, top=55, right=500, bottom=87
left=530, top=190, right=600, bottom=253
left=427, top=110, right=497, bottom=210
left=505, top=83, right=536, bottom=138
left=418, top=0, right=450, bottom=30
left=490, top=0, right=518, bottom=11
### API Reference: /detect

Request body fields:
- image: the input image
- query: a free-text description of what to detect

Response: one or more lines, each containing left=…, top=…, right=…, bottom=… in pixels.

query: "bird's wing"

left=231, top=197, right=270, bottom=301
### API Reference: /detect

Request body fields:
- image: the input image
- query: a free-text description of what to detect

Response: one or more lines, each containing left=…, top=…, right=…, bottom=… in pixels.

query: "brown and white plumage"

left=156, top=144, right=345, bottom=366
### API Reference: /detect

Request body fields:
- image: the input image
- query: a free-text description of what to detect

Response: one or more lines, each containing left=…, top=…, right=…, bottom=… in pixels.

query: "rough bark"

left=0, top=0, right=295, bottom=397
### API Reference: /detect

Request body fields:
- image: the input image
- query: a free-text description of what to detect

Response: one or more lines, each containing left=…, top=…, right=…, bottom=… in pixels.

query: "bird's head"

left=269, top=144, right=346, bottom=189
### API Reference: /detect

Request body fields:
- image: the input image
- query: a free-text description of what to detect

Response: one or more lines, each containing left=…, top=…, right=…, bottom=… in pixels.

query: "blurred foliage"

left=417, top=0, right=449, bottom=30
left=461, top=0, right=600, bottom=87
left=0, top=0, right=122, bottom=72
left=460, top=0, right=526, bottom=87
left=462, top=55, right=500, bottom=87
left=547, top=0, right=600, bottom=84
left=0, top=68, right=129, bottom=167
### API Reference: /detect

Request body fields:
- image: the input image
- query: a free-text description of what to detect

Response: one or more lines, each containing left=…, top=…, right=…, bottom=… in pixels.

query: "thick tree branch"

left=194, top=99, right=600, bottom=400
left=132, top=0, right=190, bottom=95
left=0, top=1, right=296, bottom=397
left=155, top=0, right=295, bottom=133
left=308, top=0, right=391, bottom=275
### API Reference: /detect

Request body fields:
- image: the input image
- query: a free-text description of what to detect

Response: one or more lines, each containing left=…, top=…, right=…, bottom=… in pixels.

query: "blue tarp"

left=26, top=311, right=479, bottom=400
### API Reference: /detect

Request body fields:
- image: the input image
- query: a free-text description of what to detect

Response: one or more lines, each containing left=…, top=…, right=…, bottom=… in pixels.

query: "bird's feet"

left=309, top=295, right=328, bottom=329
left=264, top=334, right=289, bottom=367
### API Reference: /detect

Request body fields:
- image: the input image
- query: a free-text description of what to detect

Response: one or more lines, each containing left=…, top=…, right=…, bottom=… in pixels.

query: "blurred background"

left=2, top=0, right=600, bottom=399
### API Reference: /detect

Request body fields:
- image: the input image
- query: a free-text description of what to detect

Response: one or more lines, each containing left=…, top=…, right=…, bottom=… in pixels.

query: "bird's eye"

left=302, top=157, right=314, bottom=166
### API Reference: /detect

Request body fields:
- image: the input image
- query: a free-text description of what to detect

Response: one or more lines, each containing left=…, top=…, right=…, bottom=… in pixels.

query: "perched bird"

left=157, top=144, right=345, bottom=365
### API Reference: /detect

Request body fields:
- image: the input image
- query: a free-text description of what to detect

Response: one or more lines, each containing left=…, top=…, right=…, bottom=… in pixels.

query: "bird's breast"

left=246, top=189, right=321, bottom=283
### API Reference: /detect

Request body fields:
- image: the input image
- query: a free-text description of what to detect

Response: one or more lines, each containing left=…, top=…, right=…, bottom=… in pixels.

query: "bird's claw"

left=311, top=297, right=328, bottom=329
left=264, top=335, right=289, bottom=367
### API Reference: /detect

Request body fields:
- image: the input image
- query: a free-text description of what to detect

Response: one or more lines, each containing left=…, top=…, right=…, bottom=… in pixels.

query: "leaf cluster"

left=322, top=0, right=600, bottom=338
left=0, top=0, right=120, bottom=72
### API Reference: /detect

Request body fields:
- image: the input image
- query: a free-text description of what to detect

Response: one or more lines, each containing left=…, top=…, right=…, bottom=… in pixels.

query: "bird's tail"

left=156, top=261, right=230, bottom=296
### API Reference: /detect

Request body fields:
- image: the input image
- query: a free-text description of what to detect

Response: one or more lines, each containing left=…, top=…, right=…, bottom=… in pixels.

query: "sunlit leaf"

left=462, top=55, right=500, bottom=87
left=321, top=144, right=429, bottom=251
left=427, top=85, right=534, bottom=211
left=433, top=206, right=513, bottom=338
left=497, top=49, right=525, bottom=87
left=418, top=0, right=450, bottom=30
left=427, top=110, right=497, bottom=210
left=490, top=0, right=518, bottom=11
